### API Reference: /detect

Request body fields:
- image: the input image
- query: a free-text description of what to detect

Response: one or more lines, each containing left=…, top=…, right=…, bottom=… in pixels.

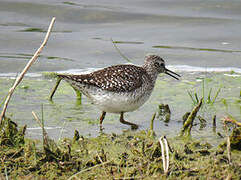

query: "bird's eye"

left=154, top=62, right=160, bottom=67
left=160, top=63, right=164, bottom=67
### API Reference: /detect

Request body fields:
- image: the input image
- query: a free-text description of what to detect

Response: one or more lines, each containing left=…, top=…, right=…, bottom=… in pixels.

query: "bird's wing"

left=58, top=65, right=147, bottom=92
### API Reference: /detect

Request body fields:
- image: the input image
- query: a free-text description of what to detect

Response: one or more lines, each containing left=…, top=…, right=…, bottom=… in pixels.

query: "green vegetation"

left=0, top=72, right=240, bottom=179
left=181, top=98, right=203, bottom=137
left=0, top=116, right=240, bottom=179
left=187, top=78, right=221, bottom=106
left=20, top=28, right=46, bottom=33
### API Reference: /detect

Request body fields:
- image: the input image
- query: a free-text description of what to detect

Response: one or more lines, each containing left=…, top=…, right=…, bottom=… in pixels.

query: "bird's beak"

left=164, top=68, right=181, bottom=80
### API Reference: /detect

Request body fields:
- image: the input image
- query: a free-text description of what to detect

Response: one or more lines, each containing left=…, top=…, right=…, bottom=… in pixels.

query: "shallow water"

left=0, top=0, right=241, bottom=75
left=0, top=0, right=241, bottom=144
left=0, top=71, right=240, bottom=147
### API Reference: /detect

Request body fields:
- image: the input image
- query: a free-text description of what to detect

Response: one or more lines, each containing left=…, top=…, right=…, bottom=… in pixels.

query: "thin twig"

left=96, top=153, right=108, bottom=176
left=32, top=110, right=52, bottom=150
left=111, top=38, right=132, bottom=63
left=32, top=111, right=48, bottom=138
left=0, top=17, right=56, bottom=123
left=223, top=117, right=241, bottom=127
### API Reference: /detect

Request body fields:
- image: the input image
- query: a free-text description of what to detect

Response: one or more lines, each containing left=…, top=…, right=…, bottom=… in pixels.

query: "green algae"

left=0, top=117, right=26, bottom=146
left=0, top=117, right=240, bottom=179
left=219, top=125, right=241, bottom=151
left=20, top=27, right=46, bottom=32
left=157, top=104, right=171, bottom=123
left=229, top=127, right=241, bottom=151
left=42, top=72, right=59, bottom=79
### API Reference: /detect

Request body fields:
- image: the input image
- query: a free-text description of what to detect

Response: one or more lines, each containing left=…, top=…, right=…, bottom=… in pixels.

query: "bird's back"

left=58, top=64, right=152, bottom=93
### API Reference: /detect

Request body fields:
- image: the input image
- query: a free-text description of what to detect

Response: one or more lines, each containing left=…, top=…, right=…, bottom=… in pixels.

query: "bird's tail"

left=57, top=74, right=71, bottom=80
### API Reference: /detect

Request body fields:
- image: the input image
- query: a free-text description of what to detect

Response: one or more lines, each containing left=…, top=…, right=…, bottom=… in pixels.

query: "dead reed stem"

left=159, top=136, right=170, bottom=174
left=0, top=17, right=56, bottom=124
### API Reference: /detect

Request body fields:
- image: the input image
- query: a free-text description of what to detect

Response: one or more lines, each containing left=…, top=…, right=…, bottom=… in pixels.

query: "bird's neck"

left=142, top=65, right=159, bottom=83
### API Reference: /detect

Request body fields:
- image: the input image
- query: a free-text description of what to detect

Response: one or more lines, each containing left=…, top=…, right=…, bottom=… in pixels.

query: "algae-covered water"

left=0, top=71, right=240, bottom=146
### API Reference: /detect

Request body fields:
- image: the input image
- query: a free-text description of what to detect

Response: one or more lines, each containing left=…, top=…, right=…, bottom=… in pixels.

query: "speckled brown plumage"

left=58, top=64, right=151, bottom=92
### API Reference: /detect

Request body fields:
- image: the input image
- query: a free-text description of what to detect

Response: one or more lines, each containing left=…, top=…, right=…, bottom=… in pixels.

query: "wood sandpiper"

left=57, top=55, right=180, bottom=130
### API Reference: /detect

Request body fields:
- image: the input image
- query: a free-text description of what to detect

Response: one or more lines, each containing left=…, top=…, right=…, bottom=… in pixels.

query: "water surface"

left=0, top=0, right=241, bottom=74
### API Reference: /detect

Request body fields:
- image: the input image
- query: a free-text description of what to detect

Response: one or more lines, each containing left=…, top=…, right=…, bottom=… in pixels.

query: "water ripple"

left=153, top=45, right=241, bottom=53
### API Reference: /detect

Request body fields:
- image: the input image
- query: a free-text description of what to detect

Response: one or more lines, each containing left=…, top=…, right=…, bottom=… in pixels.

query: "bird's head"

left=144, top=54, right=180, bottom=80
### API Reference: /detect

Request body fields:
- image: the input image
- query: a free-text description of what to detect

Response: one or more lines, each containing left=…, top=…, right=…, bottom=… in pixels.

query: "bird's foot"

left=120, top=112, right=139, bottom=130
left=99, top=124, right=105, bottom=132
left=131, top=124, right=139, bottom=130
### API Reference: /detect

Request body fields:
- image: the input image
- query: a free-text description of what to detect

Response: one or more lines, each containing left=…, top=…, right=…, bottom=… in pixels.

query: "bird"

left=57, top=55, right=180, bottom=130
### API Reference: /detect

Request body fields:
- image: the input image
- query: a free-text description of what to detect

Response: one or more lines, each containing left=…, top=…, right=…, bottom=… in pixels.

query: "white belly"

left=65, top=79, right=154, bottom=113
left=87, top=86, right=153, bottom=113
